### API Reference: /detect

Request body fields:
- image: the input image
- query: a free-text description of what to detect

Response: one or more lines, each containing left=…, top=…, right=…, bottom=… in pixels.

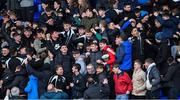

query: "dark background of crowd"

left=0, top=0, right=180, bottom=99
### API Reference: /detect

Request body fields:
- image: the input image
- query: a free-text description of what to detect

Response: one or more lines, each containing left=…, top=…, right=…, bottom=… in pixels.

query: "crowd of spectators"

left=0, top=0, right=180, bottom=99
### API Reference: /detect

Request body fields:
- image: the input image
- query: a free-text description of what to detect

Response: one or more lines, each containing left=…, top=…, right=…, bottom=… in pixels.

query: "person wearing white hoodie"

left=144, top=58, right=161, bottom=99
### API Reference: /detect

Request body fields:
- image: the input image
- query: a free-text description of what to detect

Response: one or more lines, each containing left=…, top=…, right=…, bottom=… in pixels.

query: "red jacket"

left=114, top=72, right=132, bottom=94
left=102, top=45, right=115, bottom=72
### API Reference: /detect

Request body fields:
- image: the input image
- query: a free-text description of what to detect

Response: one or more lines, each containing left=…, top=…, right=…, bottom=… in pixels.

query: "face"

left=87, top=65, right=94, bottom=74
left=99, top=43, right=106, bottom=50
left=124, top=5, right=131, bottom=12
left=14, top=35, right=21, bottom=42
left=134, top=62, right=141, bottom=70
left=155, top=19, right=161, bottom=28
left=91, top=44, right=98, bottom=52
left=78, top=28, right=85, bottom=36
left=73, top=53, right=80, bottom=60
left=24, top=31, right=32, bottom=38
left=19, top=47, right=26, bottom=55
left=54, top=2, right=60, bottom=9
left=78, top=0, right=83, bottom=5
left=98, top=10, right=105, bottom=17
left=131, top=28, right=138, bottom=36
left=85, top=32, right=92, bottom=39
left=56, top=67, right=64, bottom=75
left=144, top=62, right=149, bottom=69
left=72, top=66, right=77, bottom=73
left=60, top=45, right=68, bottom=54
left=1, top=48, right=10, bottom=56
left=86, top=9, right=93, bottom=17
left=96, top=67, right=103, bottom=74
left=115, top=37, right=122, bottom=45
left=51, top=31, right=59, bottom=39
left=112, top=67, right=118, bottom=74
left=63, top=23, right=71, bottom=31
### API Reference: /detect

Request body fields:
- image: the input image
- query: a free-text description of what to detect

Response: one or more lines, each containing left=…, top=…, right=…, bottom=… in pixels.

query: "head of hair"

left=116, top=33, right=128, bottom=41
left=113, top=63, right=119, bottom=69
left=134, top=59, right=142, bottom=66
left=99, top=39, right=107, bottom=44
left=72, top=49, right=80, bottom=54
left=96, top=63, right=104, bottom=69
left=73, top=63, right=81, bottom=71
left=55, top=64, right=63, bottom=71
left=167, top=56, right=174, bottom=64
left=145, top=58, right=154, bottom=64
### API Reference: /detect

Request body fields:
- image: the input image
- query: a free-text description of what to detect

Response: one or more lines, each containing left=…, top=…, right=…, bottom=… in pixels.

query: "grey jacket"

left=147, top=65, right=161, bottom=92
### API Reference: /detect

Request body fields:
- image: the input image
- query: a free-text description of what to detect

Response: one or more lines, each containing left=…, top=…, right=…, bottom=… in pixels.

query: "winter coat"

left=84, top=83, right=107, bottom=99
left=162, top=63, right=180, bottom=90
left=146, top=64, right=161, bottom=92
left=72, top=73, right=86, bottom=99
left=75, top=56, right=87, bottom=75
left=101, top=45, right=115, bottom=72
left=6, top=70, right=27, bottom=94
left=6, top=0, right=20, bottom=10
left=114, top=71, right=132, bottom=94
left=116, top=40, right=132, bottom=71
left=89, top=51, right=102, bottom=68
left=54, top=52, right=73, bottom=74
left=40, top=91, right=69, bottom=99
left=24, top=75, right=39, bottom=99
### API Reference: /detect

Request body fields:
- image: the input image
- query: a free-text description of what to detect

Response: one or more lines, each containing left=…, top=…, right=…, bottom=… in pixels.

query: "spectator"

left=72, top=50, right=86, bottom=75
left=144, top=58, right=161, bottom=99
left=40, top=84, right=69, bottom=99
left=161, top=56, right=180, bottom=99
left=48, top=64, right=69, bottom=92
left=84, top=64, right=96, bottom=86
left=115, top=34, right=132, bottom=76
left=70, top=63, right=86, bottom=99
left=96, top=64, right=110, bottom=99
left=112, top=64, right=132, bottom=100
left=131, top=59, right=146, bottom=99
left=98, top=39, right=115, bottom=73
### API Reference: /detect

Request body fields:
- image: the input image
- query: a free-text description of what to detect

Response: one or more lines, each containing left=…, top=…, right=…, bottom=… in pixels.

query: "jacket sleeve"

left=24, top=82, right=32, bottom=93
left=162, top=66, right=176, bottom=82
left=6, top=76, right=21, bottom=89
left=26, top=64, right=44, bottom=79
left=73, top=76, right=86, bottom=92
left=46, top=40, right=57, bottom=56
left=115, top=46, right=125, bottom=64
left=156, top=44, right=169, bottom=66
left=125, top=73, right=133, bottom=92
left=121, top=20, right=131, bottom=30
left=151, top=67, right=161, bottom=86
left=156, top=16, right=174, bottom=27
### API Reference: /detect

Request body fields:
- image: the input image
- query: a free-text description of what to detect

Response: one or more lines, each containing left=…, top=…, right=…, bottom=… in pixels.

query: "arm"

left=24, top=82, right=32, bottom=93
left=115, top=46, right=125, bottom=64
left=33, top=40, right=46, bottom=54
left=162, top=66, right=175, bottom=81
left=151, top=67, right=161, bottom=86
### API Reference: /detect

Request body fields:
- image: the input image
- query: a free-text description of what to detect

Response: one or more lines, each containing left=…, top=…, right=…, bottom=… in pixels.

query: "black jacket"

left=48, top=75, right=68, bottom=91
left=72, top=73, right=86, bottom=99
left=5, top=70, right=28, bottom=94
left=84, top=83, right=106, bottom=99
left=162, top=63, right=180, bottom=90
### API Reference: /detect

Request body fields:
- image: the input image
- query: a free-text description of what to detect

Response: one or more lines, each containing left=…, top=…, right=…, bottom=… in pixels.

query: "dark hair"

left=116, top=33, right=128, bottom=41
left=145, top=58, right=154, bottom=64
left=96, top=64, right=104, bottom=69
left=78, top=25, right=85, bottom=29
left=73, top=63, right=81, bottom=71
left=55, top=64, right=63, bottom=71
left=113, top=63, right=119, bottom=68
left=99, top=39, right=107, bottom=44
left=167, top=56, right=174, bottom=64
left=54, top=0, right=61, bottom=5
left=72, top=50, right=80, bottom=54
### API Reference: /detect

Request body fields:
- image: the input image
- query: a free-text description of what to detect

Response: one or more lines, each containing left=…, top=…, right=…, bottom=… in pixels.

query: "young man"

left=144, top=58, right=161, bottom=99
left=70, top=64, right=85, bottom=99
left=72, top=50, right=86, bottom=75
left=131, top=60, right=146, bottom=99
left=115, top=34, right=132, bottom=76
left=98, top=39, right=115, bottom=73
left=112, top=64, right=132, bottom=100
left=48, top=64, right=69, bottom=92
